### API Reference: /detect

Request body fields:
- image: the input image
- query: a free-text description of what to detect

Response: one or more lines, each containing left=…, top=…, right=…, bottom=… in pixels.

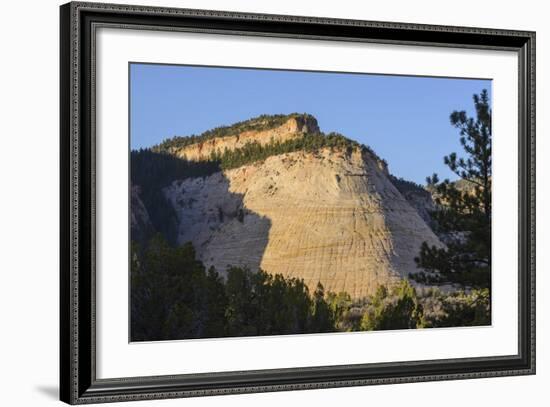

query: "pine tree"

left=308, top=283, right=334, bottom=333
left=412, top=89, right=491, bottom=289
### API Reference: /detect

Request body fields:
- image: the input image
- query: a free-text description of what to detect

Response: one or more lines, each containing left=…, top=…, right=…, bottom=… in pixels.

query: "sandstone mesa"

left=133, top=114, right=444, bottom=298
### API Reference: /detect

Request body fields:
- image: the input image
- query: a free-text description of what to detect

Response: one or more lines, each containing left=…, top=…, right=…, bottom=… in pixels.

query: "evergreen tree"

left=130, top=235, right=227, bottom=341
left=308, top=283, right=335, bottom=332
left=224, top=266, right=258, bottom=336
left=413, top=89, right=492, bottom=288
left=360, top=281, right=424, bottom=331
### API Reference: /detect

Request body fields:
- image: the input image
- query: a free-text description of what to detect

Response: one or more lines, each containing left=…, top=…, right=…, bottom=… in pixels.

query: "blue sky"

left=130, top=63, right=491, bottom=185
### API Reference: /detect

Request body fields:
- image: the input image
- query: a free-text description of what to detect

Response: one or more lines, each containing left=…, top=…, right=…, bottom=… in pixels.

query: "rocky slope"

left=164, top=114, right=320, bottom=161
left=162, top=145, right=443, bottom=298
left=130, top=185, right=154, bottom=243
left=133, top=113, right=445, bottom=298
left=390, top=176, right=437, bottom=228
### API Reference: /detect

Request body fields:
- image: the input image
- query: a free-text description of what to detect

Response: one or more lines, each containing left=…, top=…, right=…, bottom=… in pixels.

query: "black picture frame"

left=60, top=1, right=536, bottom=404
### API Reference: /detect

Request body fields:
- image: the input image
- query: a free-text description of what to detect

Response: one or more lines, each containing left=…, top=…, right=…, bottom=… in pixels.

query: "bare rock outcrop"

left=390, top=176, right=437, bottom=228
left=173, top=115, right=320, bottom=161
left=130, top=185, right=154, bottom=243
left=164, top=147, right=443, bottom=298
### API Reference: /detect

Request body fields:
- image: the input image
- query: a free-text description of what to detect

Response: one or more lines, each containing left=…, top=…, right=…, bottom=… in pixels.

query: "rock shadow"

left=164, top=170, right=272, bottom=277
left=130, top=149, right=272, bottom=277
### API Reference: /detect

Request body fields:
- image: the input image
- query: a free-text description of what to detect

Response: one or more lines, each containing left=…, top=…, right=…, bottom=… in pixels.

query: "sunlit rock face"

left=171, top=115, right=320, bottom=161
left=164, top=147, right=443, bottom=299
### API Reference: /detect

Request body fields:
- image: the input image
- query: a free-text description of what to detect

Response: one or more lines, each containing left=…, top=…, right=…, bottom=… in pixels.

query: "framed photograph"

left=60, top=1, right=535, bottom=404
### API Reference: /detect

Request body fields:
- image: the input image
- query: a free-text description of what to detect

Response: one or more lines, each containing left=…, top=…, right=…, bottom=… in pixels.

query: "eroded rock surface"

left=172, top=115, right=320, bottom=161
left=164, top=148, right=443, bottom=298
left=130, top=185, right=154, bottom=243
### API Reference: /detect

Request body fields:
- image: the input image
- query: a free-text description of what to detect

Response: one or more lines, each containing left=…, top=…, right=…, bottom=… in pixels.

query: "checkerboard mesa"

left=134, top=113, right=446, bottom=299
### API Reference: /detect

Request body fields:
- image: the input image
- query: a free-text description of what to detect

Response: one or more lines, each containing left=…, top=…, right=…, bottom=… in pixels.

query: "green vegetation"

left=360, top=281, right=424, bottom=330
left=389, top=175, right=428, bottom=196
left=210, top=132, right=371, bottom=170
left=153, top=113, right=316, bottom=153
left=332, top=282, right=490, bottom=331
left=131, top=235, right=490, bottom=341
left=413, top=90, right=492, bottom=289
left=131, top=235, right=336, bottom=341
left=422, top=287, right=490, bottom=328
left=131, top=236, right=226, bottom=340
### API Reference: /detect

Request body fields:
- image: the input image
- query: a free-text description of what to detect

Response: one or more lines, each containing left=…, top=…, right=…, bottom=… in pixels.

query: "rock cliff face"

left=390, top=176, right=437, bottom=228
left=173, top=115, right=320, bottom=161
left=164, top=147, right=443, bottom=298
left=130, top=185, right=154, bottom=243
left=132, top=113, right=446, bottom=298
